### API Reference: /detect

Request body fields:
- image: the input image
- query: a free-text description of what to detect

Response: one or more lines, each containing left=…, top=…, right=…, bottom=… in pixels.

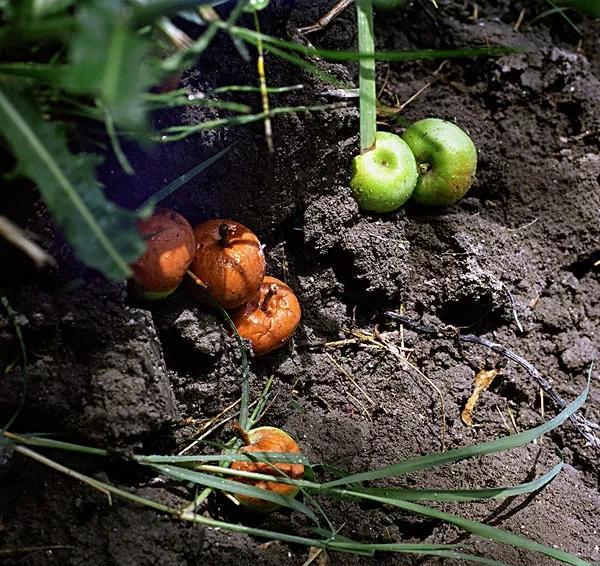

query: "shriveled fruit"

left=231, top=276, right=301, bottom=356
left=130, top=208, right=195, bottom=300
left=401, top=118, right=477, bottom=206
left=231, top=425, right=304, bottom=512
left=189, top=219, right=266, bottom=310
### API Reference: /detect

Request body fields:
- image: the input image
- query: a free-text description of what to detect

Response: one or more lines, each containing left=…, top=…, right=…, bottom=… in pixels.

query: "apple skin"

left=401, top=118, right=477, bottom=206
left=350, top=131, right=418, bottom=213
left=373, top=0, right=408, bottom=10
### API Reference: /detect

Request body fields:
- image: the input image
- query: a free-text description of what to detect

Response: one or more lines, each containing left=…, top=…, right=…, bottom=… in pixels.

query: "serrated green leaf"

left=67, top=0, right=154, bottom=130
left=0, top=86, right=145, bottom=279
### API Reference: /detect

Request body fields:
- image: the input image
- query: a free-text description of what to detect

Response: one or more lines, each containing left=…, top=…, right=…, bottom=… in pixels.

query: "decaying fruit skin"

left=189, top=219, right=266, bottom=310
left=231, top=426, right=304, bottom=513
left=130, top=208, right=195, bottom=300
left=231, top=276, right=301, bottom=356
left=401, top=118, right=478, bottom=206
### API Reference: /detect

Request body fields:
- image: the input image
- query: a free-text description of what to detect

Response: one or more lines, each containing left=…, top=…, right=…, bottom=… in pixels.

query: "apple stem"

left=219, top=223, right=233, bottom=247
left=232, top=422, right=252, bottom=445
left=261, top=284, right=278, bottom=311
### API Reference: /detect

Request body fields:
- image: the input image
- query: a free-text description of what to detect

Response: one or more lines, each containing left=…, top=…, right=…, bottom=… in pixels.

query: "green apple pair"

left=350, top=118, right=478, bottom=212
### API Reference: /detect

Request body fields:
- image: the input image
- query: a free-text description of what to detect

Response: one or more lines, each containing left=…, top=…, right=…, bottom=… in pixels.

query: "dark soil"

left=1, top=1, right=599, bottom=565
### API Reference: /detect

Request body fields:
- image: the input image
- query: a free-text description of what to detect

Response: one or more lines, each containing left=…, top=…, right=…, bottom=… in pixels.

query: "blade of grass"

left=99, top=99, right=134, bottom=175
left=161, top=0, right=247, bottom=74
left=261, top=44, right=351, bottom=88
left=0, top=62, right=69, bottom=84
left=149, top=463, right=320, bottom=521
left=156, top=104, right=339, bottom=142
left=344, top=461, right=563, bottom=502
left=252, top=10, right=273, bottom=151
left=356, top=0, right=376, bottom=152
left=342, top=491, right=592, bottom=566
left=321, top=382, right=588, bottom=488
left=137, top=142, right=237, bottom=212
left=219, top=22, right=520, bottom=62
left=144, top=91, right=251, bottom=113
left=210, top=84, right=304, bottom=94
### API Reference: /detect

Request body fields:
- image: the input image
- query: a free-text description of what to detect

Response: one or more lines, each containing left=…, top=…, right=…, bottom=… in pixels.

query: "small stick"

left=514, top=8, right=526, bottom=32
left=384, top=311, right=600, bottom=448
left=297, top=0, right=353, bottom=35
left=503, top=284, right=524, bottom=333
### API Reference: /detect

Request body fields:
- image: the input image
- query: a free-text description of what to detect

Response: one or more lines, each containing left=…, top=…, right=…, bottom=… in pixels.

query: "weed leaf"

left=0, top=86, right=144, bottom=279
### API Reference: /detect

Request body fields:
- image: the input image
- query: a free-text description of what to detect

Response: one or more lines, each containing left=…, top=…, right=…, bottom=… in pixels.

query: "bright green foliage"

left=0, top=87, right=144, bottom=279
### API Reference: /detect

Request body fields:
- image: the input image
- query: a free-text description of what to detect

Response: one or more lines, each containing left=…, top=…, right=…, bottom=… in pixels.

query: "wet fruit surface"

left=231, top=426, right=304, bottom=512
left=402, top=118, right=477, bottom=206
left=130, top=208, right=195, bottom=299
left=231, top=276, right=301, bottom=356
left=350, top=131, right=418, bottom=213
left=189, top=219, right=266, bottom=309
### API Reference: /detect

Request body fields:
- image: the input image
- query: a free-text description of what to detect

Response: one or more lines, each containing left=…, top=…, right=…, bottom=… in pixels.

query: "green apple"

left=401, top=118, right=477, bottom=206
left=350, top=131, right=418, bottom=213
left=373, top=0, right=408, bottom=10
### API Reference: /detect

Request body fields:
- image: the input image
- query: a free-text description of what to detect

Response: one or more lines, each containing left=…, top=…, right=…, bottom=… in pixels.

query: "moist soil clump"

left=1, top=1, right=599, bottom=565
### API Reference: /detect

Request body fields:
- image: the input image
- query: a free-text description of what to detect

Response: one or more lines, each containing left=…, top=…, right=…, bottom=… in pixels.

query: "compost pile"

left=1, top=0, right=599, bottom=565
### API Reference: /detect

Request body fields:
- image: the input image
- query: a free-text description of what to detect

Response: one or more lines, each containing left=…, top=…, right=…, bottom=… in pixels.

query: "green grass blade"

left=0, top=86, right=144, bottom=279
left=356, top=0, right=376, bottom=152
left=210, top=84, right=304, bottom=94
left=0, top=62, right=69, bottom=84
left=100, top=99, right=134, bottom=175
left=143, top=91, right=250, bottom=113
left=161, top=0, right=247, bottom=73
left=350, top=461, right=564, bottom=502
left=138, top=452, right=310, bottom=465
left=342, top=491, right=592, bottom=566
left=554, top=0, right=600, bottom=16
left=137, top=142, right=237, bottom=212
left=259, top=43, right=350, bottom=88
left=221, top=23, right=520, bottom=63
left=322, top=383, right=588, bottom=488
left=156, top=104, right=338, bottom=142
left=149, top=463, right=319, bottom=522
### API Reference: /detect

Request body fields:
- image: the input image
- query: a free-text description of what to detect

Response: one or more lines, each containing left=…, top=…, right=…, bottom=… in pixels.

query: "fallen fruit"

left=401, top=118, right=478, bottom=206
left=350, top=131, right=418, bottom=213
left=189, top=219, right=266, bottom=309
left=231, top=276, right=301, bottom=356
left=231, top=424, right=304, bottom=512
left=130, top=208, right=195, bottom=300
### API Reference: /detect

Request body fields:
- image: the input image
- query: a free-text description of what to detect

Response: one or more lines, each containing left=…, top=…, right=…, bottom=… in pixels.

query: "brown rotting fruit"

left=230, top=424, right=304, bottom=513
left=189, top=219, right=266, bottom=309
left=130, top=208, right=195, bottom=300
left=231, top=276, right=301, bottom=356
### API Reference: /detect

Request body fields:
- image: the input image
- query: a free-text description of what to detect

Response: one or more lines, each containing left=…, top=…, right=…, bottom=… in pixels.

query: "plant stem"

left=356, top=0, right=376, bottom=152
